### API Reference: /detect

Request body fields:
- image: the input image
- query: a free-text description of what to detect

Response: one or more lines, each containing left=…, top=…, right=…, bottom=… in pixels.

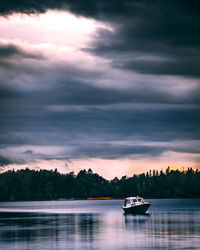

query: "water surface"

left=0, top=199, right=200, bottom=249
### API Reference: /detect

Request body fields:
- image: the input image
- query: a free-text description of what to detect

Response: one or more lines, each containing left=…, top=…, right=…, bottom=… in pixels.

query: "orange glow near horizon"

left=1, top=152, right=199, bottom=180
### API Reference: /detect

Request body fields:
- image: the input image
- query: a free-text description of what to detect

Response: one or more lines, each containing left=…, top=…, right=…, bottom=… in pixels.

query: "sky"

left=0, top=0, right=200, bottom=179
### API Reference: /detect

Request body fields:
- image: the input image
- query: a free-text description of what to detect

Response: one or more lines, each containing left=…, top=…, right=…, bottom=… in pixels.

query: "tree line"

left=0, top=167, right=199, bottom=201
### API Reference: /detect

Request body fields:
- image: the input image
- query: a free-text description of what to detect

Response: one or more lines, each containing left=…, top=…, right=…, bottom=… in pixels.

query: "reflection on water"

left=0, top=200, right=200, bottom=249
left=124, top=212, right=200, bottom=249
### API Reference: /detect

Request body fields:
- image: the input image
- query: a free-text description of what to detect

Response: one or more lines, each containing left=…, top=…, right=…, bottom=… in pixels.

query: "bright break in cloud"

left=0, top=1, right=200, bottom=178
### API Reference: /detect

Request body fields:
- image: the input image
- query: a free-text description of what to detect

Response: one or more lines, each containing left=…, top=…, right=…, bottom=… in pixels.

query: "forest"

left=0, top=167, right=199, bottom=201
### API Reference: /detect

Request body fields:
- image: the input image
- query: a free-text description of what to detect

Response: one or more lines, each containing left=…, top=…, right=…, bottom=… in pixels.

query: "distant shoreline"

left=1, top=197, right=200, bottom=203
left=1, top=167, right=200, bottom=202
left=57, top=197, right=121, bottom=201
left=57, top=197, right=200, bottom=201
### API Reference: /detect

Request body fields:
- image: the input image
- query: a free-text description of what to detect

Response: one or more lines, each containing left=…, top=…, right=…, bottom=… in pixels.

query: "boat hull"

left=123, top=203, right=151, bottom=214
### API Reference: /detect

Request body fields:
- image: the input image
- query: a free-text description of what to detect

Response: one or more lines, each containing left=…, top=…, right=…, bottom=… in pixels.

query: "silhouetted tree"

left=0, top=167, right=199, bottom=201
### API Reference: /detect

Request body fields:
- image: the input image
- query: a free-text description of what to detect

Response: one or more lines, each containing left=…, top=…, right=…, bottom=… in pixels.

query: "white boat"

left=122, top=196, right=151, bottom=214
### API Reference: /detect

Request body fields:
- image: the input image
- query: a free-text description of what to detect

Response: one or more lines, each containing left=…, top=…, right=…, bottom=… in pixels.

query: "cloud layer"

left=0, top=1, right=199, bottom=176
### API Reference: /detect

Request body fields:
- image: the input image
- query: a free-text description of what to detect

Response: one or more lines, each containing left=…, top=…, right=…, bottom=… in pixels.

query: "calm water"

left=0, top=199, right=200, bottom=249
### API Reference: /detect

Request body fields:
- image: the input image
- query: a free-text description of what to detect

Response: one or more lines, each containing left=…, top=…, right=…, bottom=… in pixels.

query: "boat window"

left=137, top=199, right=142, bottom=202
left=126, top=199, right=130, bottom=204
left=133, top=199, right=137, bottom=202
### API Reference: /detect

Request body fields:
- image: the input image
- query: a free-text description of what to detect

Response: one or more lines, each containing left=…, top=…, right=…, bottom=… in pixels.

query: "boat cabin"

left=123, top=196, right=144, bottom=207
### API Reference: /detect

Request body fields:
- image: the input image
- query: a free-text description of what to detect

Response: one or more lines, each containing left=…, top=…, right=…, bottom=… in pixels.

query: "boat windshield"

left=132, top=199, right=137, bottom=202
left=124, top=199, right=131, bottom=206
left=137, top=198, right=142, bottom=202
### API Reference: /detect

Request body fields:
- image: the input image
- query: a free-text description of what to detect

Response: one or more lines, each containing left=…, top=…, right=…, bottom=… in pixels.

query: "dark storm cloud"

left=120, top=56, right=200, bottom=77
left=0, top=44, right=45, bottom=84
left=24, top=150, right=33, bottom=155
left=1, top=1, right=199, bottom=18
left=88, top=27, right=200, bottom=77
left=0, top=46, right=199, bottom=152
left=0, top=155, right=26, bottom=166
left=73, top=142, right=200, bottom=159
left=45, top=108, right=200, bottom=144
left=0, top=52, right=199, bottom=108
left=0, top=156, right=12, bottom=166
left=0, top=0, right=200, bottom=163
left=85, top=1, right=200, bottom=78
left=0, top=0, right=144, bottom=16
left=73, top=144, right=165, bottom=159
left=0, top=44, right=43, bottom=59
left=0, top=132, right=28, bottom=145
left=1, top=100, right=199, bottom=147
left=0, top=43, right=199, bottom=160
left=0, top=103, right=199, bottom=161
left=1, top=1, right=200, bottom=77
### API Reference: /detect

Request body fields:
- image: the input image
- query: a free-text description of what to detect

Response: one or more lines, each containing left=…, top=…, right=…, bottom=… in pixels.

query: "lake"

left=0, top=199, right=200, bottom=249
